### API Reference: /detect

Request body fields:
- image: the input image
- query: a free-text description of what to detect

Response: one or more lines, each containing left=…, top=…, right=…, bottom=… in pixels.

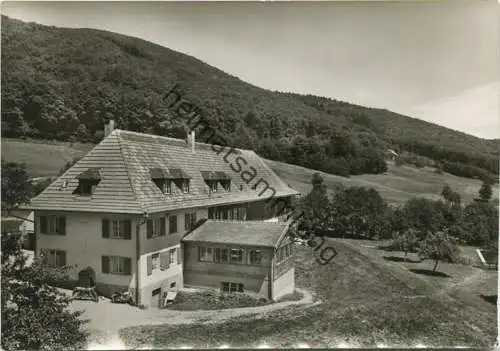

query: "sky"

left=2, top=1, right=499, bottom=139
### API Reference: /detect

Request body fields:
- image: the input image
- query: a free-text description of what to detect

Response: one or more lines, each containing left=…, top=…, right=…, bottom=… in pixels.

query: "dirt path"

left=75, top=288, right=319, bottom=345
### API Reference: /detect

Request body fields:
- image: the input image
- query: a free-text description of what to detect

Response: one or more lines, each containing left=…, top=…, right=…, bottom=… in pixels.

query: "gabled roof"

left=181, top=220, right=290, bottom=248
left=27, top=129, right=299, bottom=214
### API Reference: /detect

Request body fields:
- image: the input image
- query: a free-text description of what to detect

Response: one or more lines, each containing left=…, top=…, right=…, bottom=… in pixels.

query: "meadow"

left=119, top=238, right=497, bottom=348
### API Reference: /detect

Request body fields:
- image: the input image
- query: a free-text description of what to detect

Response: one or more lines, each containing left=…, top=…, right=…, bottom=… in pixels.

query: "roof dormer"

left=150, top=167, right=192, bottom=194
left=201, top=171, right=232, bottom=192
left=73, top=168, right=102, bottom=196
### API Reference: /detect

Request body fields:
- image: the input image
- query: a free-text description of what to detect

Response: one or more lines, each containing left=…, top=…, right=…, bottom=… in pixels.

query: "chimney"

left=190, top=130, right=195, bottom=154
left=104, top=120, right=115, bottom=137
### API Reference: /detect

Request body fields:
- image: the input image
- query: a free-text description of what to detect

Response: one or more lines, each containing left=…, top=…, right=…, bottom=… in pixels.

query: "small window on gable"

left=74, top=168, right=101, bottom=196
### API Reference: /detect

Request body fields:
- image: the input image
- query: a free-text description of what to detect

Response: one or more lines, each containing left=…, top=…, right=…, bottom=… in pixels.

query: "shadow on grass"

left=383, top=256, right=422, bottom=263
left=409, top=269, right=451, bottom=278
left=480, top=294, right=497, bottom=305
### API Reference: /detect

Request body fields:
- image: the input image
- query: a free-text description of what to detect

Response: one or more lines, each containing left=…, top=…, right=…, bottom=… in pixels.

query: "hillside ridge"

left=1, top=15, right=497, bottom=181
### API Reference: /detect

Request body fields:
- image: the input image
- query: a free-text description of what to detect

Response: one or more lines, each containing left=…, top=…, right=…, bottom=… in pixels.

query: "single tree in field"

left=1, top=232, right=89, bottom=350
left=300, top=173, right=332, bottom=232
left=392, top=228, right=420, bottom=261
left=441, top=185, right=453, bottom=202
left=418, top=230, right=460, bottom=273
left=478, top=181, right=493, bottom=202
left=1, top=160, right=34, bottom=211
left=441, top=184, right=461, bottom=207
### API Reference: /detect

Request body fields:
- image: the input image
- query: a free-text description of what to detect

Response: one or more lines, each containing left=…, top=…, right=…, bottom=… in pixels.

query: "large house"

left=26, top=121, right=300, bottom=307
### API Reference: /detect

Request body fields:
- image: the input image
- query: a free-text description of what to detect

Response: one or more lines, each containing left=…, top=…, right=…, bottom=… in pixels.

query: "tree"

left=1, top=232, right=89, bottom=350
left=401, top=198, right=447, bottom=239
left=461, top=201, right=498, bottom=247
left=392, top=228, right=420, bottom=261
left=441, top=185, right=452, bottom=202
left=478, top=181, right=493, bottom=202
left=300, top=173, right=331, bottom=231
left=1, top=160, right=33, bottom=211
left=418, top=230, right=460, bottom=272
left=33, top=178, right=53, bottom=196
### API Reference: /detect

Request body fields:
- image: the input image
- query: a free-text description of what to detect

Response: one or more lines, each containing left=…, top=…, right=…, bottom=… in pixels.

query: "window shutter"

left=40, top=216, right=47, bottom=234
left=166, top=251, right=171, bottom=269
left=160, top=252, right=167, bottom=270
left=59, top=251, right=66, bottom=266
left=102, top=219, right=110, bottom=238
left=147, top=255, right=153, bottom=276
left=147, top=219, right=153, bottom=239
left=161, top=217, right=166, bottom=236
left=124, top=257, right=132, bottom=275
left=58, top=217, right=66, bottom=235
left=177, top=247, right=181, bottom=264
left=184, top=214, right=189, bottom=230
left=102, top=256, right=109, bottom=273
left=124, top=220, right=132, bottom=240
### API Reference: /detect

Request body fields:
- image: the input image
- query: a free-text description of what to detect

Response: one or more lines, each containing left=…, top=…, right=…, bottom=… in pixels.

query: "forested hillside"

left=1, top=16, right=497, bottom=180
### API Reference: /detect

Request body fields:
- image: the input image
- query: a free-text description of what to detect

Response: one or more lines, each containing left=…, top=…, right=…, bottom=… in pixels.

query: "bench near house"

left=24, top=121, right=299, bottom=307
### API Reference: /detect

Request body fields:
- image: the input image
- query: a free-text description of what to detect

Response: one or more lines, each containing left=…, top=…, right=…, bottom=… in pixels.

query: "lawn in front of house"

left=165, top=289, right=303, bottom=311
left=119, top=239, right=497, bottom=348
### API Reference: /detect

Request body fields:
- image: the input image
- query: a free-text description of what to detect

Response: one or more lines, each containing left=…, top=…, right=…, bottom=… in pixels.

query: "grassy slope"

left=2, top=138, right=497, bottom=204
left=120, top=239, right=497, bottom=348
left=1, top=138, right=93, bottom=177
left=268, top=158, right=499, bottom=205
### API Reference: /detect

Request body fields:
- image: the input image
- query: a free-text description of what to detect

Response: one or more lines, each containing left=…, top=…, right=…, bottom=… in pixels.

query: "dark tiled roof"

left=27, top=129, right=300, bottom=214
left=182, top=220, right=289, bottom=247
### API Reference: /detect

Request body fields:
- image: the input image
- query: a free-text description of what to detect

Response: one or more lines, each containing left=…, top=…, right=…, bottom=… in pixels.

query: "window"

left=112, top=220, right=129, bottom=239
left=221, top=282, right=243, bottom=293
left=230, top=248, right=244, bottom=264
left=40, top=215, right=66, bottom=235
left=221, top=180, right=231, bottom=191
left=102, top=219, right=131, bottom=240
left=147, top=217, right=166, bottom=238
left=42, top=249, right=66, bottom=267
left=213, top=248, right=229, bottom=263
left=153, top=218, right=162, bottom=237
left=249, top=249, right=262, bottom=265
left=185, top=212, right=197, bottom=230
left=169, top=248, right=176, bottom=265
left=163, top=180, right=172, bottom=194
left=151, top=253, right=160, bottom=270
left=182, top=179, right=190, bottom=193
left=199, top=247, right=213, bottom=262
left=102, top=256, right=131, bottom=275
left=209, top=180, right=217, bottom=193
left=169, top=216, right=178, bottom=234
left=153, top=179, right=172, bottom=195
left=221, top=248, right=229, bottom=263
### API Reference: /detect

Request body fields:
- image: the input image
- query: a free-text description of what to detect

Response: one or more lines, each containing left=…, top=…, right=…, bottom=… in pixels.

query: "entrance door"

left=151, top=287, right=161, bottom=308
